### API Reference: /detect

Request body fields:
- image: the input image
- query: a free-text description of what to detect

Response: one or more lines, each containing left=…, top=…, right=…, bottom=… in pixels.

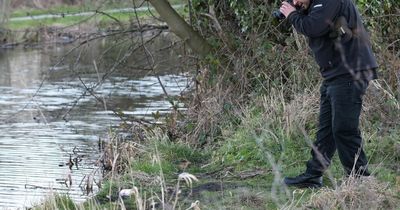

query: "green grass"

left=11, top=5, right=90, bottom=18
left=36, top=118, right=399, bottom=209
left=34, top=194, right=77, bottom=210
left=10, top=0, right=183, bottom=18
left=8, top=4, right=186, bottom=30
left=7, top=15, right=90, bottom=30
left=25, top=1, right=399, bottom=208
left=7, top=11, right=151, bottom=30
left=32, top=89, right=399, bottom=209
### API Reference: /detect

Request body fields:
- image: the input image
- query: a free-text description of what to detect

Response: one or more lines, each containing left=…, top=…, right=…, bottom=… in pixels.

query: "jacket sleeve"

left=288, top=0, right=341, bottom=38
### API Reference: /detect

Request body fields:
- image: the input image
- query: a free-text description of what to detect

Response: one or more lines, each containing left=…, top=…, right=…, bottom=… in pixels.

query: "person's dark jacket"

left=287, top=0, right=378, bottom=80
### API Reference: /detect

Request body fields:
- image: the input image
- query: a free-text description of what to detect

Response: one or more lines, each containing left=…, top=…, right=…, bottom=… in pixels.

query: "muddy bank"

left=0, top=23, right=169, bottom=49
left=0, top=26, right=82, bottom=48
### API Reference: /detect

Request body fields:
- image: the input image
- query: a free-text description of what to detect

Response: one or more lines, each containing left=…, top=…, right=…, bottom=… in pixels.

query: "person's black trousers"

left=305, top=75, right=370, bottom=176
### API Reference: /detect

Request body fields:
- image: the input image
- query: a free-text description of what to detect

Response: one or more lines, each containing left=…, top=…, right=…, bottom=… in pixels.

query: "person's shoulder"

left=310, top=0, right=340, bottom=10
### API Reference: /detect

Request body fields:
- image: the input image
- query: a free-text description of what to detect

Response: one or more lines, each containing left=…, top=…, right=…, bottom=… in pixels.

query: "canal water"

left=0, top=32, right=190, bottom=208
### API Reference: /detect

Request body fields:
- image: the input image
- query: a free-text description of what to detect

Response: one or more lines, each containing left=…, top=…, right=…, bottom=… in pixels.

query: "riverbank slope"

left=8, top=1, right=399, bottom=209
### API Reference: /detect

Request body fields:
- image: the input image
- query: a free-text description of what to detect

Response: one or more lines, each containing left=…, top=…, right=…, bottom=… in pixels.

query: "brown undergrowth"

left=34, top=0, right=400, bottom=208
left=307, top=176, right=399, bottom=210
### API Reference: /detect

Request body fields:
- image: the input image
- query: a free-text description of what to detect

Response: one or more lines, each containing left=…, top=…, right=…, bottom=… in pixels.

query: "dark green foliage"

left=95, top=181, right=119, bottom=204
left=158, top=142, right=208, bottom=164
left=131, top=159, right=176, bottom=175
left=35, top=194, right=77, bottom=210
left=54, top=195, right=77, bottom=210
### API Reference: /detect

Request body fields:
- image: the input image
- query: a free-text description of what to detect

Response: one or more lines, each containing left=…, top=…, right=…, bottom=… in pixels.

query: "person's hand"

left=279, top=1, right=296, bottom=18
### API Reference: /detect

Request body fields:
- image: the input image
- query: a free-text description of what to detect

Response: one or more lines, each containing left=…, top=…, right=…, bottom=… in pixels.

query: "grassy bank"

left=9, top=0, right=184, bottom=17
left=35, top=81, right=400, bottom=209
left=20, top=0, right=400, bottom=209
left=2, top=3, right=184, bottom=46
left=10, top=5, right=89, bottom=18
left=7, top=11, right=150, bottom=30
left=36, top=110, right=400, bottom=209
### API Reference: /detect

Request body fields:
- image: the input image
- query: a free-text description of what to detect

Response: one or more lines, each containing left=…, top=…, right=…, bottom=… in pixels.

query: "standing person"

left=279, top=0, right=378, bottom=188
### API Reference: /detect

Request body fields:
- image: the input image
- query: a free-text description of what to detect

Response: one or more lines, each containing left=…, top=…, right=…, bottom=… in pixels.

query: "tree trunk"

left=0, top=0, right=11, bottom=26
left=148, top=0, right=212, bottom=57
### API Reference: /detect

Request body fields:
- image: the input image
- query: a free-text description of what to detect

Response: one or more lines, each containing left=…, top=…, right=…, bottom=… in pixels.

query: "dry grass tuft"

left=257, top=86, right=320, bottom=137
left=100, top=130, right=148, bottom=174
left=282, top=88, right=319, bottom=135
left=307, top=176, right=399, bottom=210
left=238, top=189, right=267, bottom=210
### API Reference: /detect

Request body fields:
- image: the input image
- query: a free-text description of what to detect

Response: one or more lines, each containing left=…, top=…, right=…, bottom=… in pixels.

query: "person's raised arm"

left=282, top=0, right=341, bottom=38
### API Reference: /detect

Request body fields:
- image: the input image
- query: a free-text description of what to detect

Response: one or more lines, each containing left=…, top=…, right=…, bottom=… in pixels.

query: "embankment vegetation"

left=8, top=0, right=399, bottom=209
left=0, top=0, right=183, bottom=46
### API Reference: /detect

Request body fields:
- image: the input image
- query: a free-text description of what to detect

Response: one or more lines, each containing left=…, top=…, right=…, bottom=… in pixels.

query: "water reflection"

left=0, top=32, right=190, bottom=208
left=0, top=50, right=40, bottom=88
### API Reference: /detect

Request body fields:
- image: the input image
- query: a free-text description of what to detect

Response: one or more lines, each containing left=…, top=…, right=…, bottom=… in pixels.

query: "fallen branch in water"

left=25, top=184, right=66, bottom=191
